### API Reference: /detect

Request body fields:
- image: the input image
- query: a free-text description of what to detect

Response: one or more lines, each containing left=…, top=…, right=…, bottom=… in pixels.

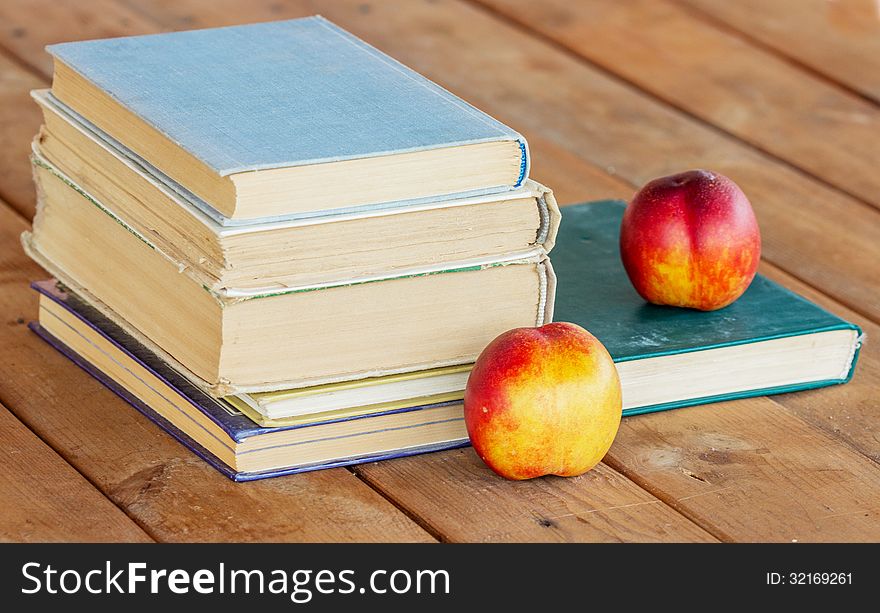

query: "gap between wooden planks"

left=0, top=49, right=41, bottom=217
left=477, top=0, right=880, bottom=211
left=0, top=399, right=152, bottom=542
left=0, top=0, right=876, bottom=540
left=678, top=0, right=880, bottom=105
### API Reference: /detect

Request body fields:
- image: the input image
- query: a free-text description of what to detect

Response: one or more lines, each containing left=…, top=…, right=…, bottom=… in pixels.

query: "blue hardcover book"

left=46, top=16, right=528, bottom=221
left=30, top=280, right=468, bottom=482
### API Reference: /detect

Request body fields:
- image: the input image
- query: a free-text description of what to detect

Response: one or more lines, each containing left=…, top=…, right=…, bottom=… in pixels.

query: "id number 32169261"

left=767, top=572, right=853, bottom=585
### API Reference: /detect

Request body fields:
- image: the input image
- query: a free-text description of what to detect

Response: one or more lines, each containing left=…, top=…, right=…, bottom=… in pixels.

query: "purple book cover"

left=30, top=280, right=468, bottom=481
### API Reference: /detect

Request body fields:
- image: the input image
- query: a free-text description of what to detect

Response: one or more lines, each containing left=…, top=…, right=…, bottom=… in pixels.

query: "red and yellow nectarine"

left=620, top=169, right=761, bottom=311
left=464, top=322, right=622, bottom=481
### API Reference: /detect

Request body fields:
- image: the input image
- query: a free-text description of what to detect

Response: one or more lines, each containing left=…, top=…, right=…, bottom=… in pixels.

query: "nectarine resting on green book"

left=620, top=169, right=761, bottom=311
left=463, top=322, right=621, bottom=481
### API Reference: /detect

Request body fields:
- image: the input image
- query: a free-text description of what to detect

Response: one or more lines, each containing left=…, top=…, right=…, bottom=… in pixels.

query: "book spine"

left=515, top=139, right=529, bottom=188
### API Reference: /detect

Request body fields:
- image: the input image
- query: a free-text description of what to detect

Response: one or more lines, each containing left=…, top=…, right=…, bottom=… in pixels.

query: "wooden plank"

left=756, top=262, right=880, bottom=465
left=0, top=400, right=153, bottom=542
left=0, top=203, right=434, bottom=543
left=479, top=0, right=880, bottom=210
left=104, top=0, right=880, bottom=324
left=680, top=0, right=880, bottom=104
left=52, top=0, right=880, bottom=543
left=355, top=449, right=717, bottom=542
left=0, top=51, right=42, bottom=218
left=0, top=0, right=156, bottom=79
left=523, top=134, right=634, bottom=204
left=606, top=397, right=880, bottom=542
left=0, top=0, right=160, bottom=218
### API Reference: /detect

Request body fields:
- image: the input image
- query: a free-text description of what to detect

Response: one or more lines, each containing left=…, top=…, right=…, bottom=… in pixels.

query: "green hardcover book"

left=554, top=201, right=863, bottom=416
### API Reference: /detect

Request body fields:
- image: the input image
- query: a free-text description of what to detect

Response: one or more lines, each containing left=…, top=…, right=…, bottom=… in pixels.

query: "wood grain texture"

left=0, top=203, right=434, bottom=543
left=355, top=448, right=717, bottom=542
left=111, top=0, right=880, bottom=324
left=0, top=51, right=42, bottom=218
left=606, top=398, right=880, bottom=542
left=479, top=0, right=880, bottom=209
left=0, top=0, right=157, bottom=78
left=680, top=0, right=880, bottom=103
left=0, top=0, right=154, bottom=217
left=524, top=134, right=634, bottom=204
left=0, top=401, right=152, bottom=542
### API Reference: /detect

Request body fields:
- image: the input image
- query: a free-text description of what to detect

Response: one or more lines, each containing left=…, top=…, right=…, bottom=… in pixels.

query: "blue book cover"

left=45, top=17, right=528, bottom=219
left=553, top=201, right=863, bottom=415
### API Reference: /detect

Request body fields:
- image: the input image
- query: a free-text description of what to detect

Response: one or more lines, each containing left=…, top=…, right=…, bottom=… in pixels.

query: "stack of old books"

left=24, top=17, right=559, bottom=480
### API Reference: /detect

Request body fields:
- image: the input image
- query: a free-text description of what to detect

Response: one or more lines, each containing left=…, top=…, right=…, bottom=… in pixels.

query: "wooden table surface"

left=0, top=0, right=878, bottom=543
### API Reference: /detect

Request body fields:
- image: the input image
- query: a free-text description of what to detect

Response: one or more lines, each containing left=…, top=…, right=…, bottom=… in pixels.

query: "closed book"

left=553, top=201, right=862, bottom=413
left=31, top=281, right=468, bottom=481
left=46, top=16, right=529, bottom=220
left=227, top=364, right=471, bottom=427
left=23, top=161, right=555, bottom=395
left=30, top=94, right=559, bottom=291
